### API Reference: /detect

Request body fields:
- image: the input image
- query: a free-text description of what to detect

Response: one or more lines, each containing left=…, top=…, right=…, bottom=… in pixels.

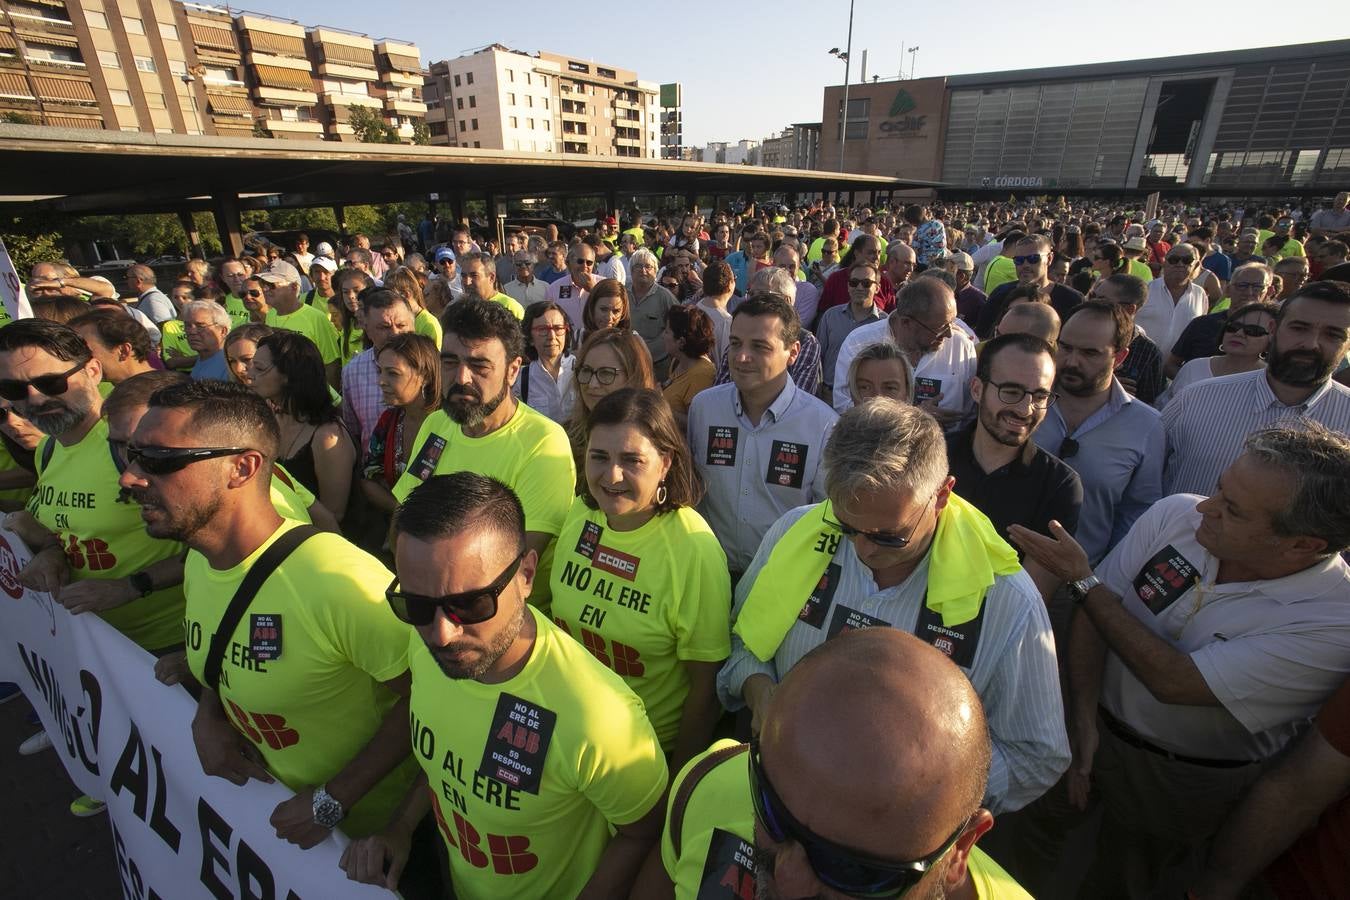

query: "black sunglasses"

left=1012, top=253, right=1043, bottom=266
left=126, top=445, right=251, bottom=475
left=848, top=278, right=877, bottom=288
left=1223, top=322, right=1269, bottom=338
left=0, top=359, right=88, bottom=402
left=385, top=550, right=525, bottom=627
left=1165, top=255, right=1197, bottom=265
left=749, top=739, right=970, bottom=898
left=830, top=498, right=930, bottom=549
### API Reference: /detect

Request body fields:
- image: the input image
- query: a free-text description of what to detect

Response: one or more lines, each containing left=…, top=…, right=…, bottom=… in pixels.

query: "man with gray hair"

left=180, top=299, right=232, bottom=382
left=124, top=263, right=176, bottom=325
left=832, top=277, right=979, bottom=429
left=627, top=247, right=677, bottom=378
left=719, top=398, right=1068, bottom=814
left=772, top=243, right=819, bottom=328
left=1012, top=422, right=1350, bottom=897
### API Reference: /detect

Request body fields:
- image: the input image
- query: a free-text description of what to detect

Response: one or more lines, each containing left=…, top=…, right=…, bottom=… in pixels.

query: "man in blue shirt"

left=183, top=300, right=232, bottom=382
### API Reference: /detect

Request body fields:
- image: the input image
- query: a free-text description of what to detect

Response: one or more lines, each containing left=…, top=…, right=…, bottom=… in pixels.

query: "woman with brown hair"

left=581, top=278, right=631, bottom=338
left=383, top=265, right=443, bottom=347
left=564, top=327, right=657, bottom=488
left=550, top=388, right=730, bottom=770
left=660, top=304, right=716, bottom=426
left=360, top=333, right=440, bottom=514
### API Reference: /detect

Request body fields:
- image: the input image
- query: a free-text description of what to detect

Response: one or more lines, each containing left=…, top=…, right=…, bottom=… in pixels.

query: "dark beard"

left=427, top=598, right=524, bottom=679
left=1266, top=343, right=1333, bottom=388
left=21, top=396, right=92, bottom=437
left=442, top=378, right=510, bottom=428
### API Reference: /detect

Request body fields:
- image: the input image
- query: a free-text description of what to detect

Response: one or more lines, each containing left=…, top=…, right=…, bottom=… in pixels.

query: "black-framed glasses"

left=243, top=289, right=264, bottom=298
left=126, top=445, right=251, bottom=476
left=0, top=359, right=88, bottom=401
left=749, top=739, right=970, bottom=898
left=1012, top=253, right=1043, bottom=266
left=1223, top=322, right=1269, bottom=338
left=576, top=365, right=621, bottom=385
left=830, top=498, right=930, bottom=549
left=906, top=316, right=954, bottom=340
left=848, top=278, right=877, bottom=288
left=986, top=380, right=1058, bottom=409
left=385, top=550, right=525, bottom=627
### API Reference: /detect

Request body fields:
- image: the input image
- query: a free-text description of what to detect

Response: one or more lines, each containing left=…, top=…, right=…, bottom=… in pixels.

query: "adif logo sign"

left=880, top=89, right=927, bottom=138
left=889, top=90, right=917, bottom=117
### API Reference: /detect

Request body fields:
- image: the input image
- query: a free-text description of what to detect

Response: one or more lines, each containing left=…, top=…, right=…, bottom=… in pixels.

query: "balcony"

left=560, top=107, right=586, bottom=122
left=245, top=50, right=311, bottom=72
left=321, top=92, right=381, bottom=109
left=260, top=116, right=322, bottom=136
left=379, top=69, right=421, bottom=89
left=383, top=96, right=424, bottom=116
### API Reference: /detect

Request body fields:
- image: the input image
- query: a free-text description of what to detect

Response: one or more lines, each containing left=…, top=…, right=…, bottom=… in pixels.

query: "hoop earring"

left=655, top=483, right=668, bottom=505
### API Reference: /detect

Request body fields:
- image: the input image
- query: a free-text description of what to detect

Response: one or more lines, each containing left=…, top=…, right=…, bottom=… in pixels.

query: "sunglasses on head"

left=0, top=359, right=88, bottom=402
left=385, top=550, right=525, bottom=627
left=1012, top=254, right=1042, bottom=266
left=126, top=445, right=250, bottom=475
left=749, top=739, right=970, bottom=898
left=1223, top=322, right=1269, bottom=338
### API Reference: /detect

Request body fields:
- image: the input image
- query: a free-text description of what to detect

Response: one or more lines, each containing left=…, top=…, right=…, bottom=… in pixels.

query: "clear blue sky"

left=278, top=0, right=1346, bottom=146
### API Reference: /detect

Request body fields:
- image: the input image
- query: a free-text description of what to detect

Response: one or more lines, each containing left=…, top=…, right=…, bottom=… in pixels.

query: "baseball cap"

left=311, top=257, right=337, bottom=274
left=434, top=247, right=456, bottom=264
left=605, top=216, right=617, bottom=226
left=257, top=259, right=301, bottom=285
left=948, top=251, right=974, bottom=272
left=314, top=241, right=335, bottom=258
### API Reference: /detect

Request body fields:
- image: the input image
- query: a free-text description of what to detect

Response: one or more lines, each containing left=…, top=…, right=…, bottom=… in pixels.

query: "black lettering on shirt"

left=574, top=521, right=603, bottom=559
left=1132, top=544, right=1200, bottom=616
left=798, top=563, right=841, bottom=630
left=766, top=440, right=808, bottom=489
left=826, top=604, right=890, bottom=639
left=706, top=426, right=738, bottom=466
left=478, top=693, right=556, bottom=795
left=697, top=827, right=756, bottom=899
left=407, top=434, right=447, bottom=482
left=915, top=377, right=942, bottom=402
left=914, top=602, right=986, bottom=669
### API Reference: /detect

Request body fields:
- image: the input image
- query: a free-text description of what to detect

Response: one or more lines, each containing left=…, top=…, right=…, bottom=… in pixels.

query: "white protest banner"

left=0, top=529, right=395, bottom=900
left=0, top=237, right=33, bottom=322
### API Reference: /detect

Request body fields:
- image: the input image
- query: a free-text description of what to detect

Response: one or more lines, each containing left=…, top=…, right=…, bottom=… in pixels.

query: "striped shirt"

left=1161, top=369, right=1350, bottom=496
left=718, top=504, right=1070, bottom=814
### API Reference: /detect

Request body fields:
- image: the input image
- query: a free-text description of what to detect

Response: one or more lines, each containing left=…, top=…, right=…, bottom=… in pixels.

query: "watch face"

left=313, top=792, right=343, bottom=828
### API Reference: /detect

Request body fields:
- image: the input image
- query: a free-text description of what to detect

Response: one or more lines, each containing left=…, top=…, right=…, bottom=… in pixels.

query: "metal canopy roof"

left=0, top=125, right=928, bottom=215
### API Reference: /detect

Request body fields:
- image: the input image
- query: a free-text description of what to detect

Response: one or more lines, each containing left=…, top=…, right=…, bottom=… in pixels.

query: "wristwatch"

left=1068, top=573, right=1102, bottom=603
left=312, top=785, right=345, bottom=829
left=128, top=570, right=154, bottom=598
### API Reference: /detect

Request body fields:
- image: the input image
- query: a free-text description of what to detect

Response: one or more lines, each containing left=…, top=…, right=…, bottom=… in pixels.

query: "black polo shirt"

left=976, top=281, right=1085, bottom=338
left=945, top=424, right=1083, bottom=556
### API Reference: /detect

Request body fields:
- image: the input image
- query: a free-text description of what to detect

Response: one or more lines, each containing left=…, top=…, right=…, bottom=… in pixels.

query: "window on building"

left=158, top=22, right=178, bottom=41
left=429, top=121, right=446, bottom=136
left=542, top=97, right=549, bottom=111
left=507, top=69, right=514, bottom=82
left=169, top=59, right=186, bottom=76
left=468, top=95, right=476, bottom=108
left=453, top=74, right=461, bottom=87
left=465, top=71, right=473, bottom=84
left=543, top=119, right=550, bottom=131
left=526, top=95, right=533, bottom=108
left=97, top=50, right=120, bottom=69
left=204, top=66, right=236, bottom=84
left=598, top=67, right=616, bottom=79
left=506, top=92, right=515, bottom=105
left=473, top=140, right=480, bottom=147
left=471, top=118, right=478, bottom=129
left=86, top=10, right=108, bottom=28
left=459, top=119, right=466, bottom=131
left=122, top=16, right=144, bottom=34
left=568, top=61, right=588, bottom=73
left=526, top=118, right=534, bottom=129
left=456, top=97, right=463, bottom=110
left=539, top=75, right=547, bottom=88
left=135, top=56, right=156, bottom=73
left=109, top=89, right=132, bottom=106
left=509, top=116, right=517, bottom=128
left=146, top=92, right=165, bottom=109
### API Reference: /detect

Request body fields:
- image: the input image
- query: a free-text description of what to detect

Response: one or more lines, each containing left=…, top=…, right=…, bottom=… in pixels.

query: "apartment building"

left=424, top=44, right=661, bottom=158
left=0, top=0, right=422, bottom=141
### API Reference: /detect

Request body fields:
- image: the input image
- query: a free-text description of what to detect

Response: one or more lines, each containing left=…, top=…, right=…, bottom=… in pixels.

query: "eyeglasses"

left=126, top=445, right=250, bottom=476
left=749, top=739, right=969, bottom=898
left=243, top=289, right=264, bottom=298
left=985, top=380, right=1057, bottom=408
left=848, top=278, right=877, bottom=288
left=830, top=497, right=930, bottom=549
left=183, top=322, right=222, bottom=332
left=1165, top=255, right=1197, bottom=265
left=532, top=324, right=568, bottom=335
left=1223, top=322, right=1270, bottom=338
left=906, top=317, right=955, bottom=340
left=1012, top=254, right=1043, bottom=266
left=571, top=259, right=596, bottom=267
left=0, top=359, right=88, bottom=401
left=384, top=551, right=525, bottom=627
left=1229, top=281, right=1268, bottom=292
left=576, top=364, right=622, bottom=385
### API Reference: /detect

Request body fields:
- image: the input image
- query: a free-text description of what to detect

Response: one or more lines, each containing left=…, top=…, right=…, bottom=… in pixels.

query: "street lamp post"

left=828, top=0, right=856, bottom=175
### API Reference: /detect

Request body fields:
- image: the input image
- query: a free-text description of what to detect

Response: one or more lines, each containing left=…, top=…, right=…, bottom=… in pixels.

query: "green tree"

left=411, top=120, right=431, bottom=146
left=347, top=106, right=399, bottom=144
left=1, top=111, right=38, bottom=125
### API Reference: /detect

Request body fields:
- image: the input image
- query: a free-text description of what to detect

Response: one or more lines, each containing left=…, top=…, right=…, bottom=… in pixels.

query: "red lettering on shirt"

left=576, top=627, right=644, bottom=677
left=495, top=721, right=541, bottom=755
left=63, top=535, right=119, bottom=571
left=431, top=795, right=537, bottom=875
left=488, top=833, right=539, bottom=875
left=222, top=698, right=299, bottom=750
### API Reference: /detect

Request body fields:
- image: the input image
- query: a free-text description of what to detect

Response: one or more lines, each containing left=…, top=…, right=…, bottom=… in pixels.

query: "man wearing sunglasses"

left=1162, top=280, right=1350, bottom=497
left=544, top=243, right=598, bottom=332
left=345, top=473, right=667, bottom=898
left=644, top=621, right=1031, bottom=899
left=1136, top=244, right=1209, bottom=359
left=977, top=236, right=1084, bottom=340
left=720, top=400, right=1068, bottom=816
left=121, top=380, right=420, bottom=852
left=502, top=250, right=546, bottom=308
left=390, top=300, right=574, bottom=611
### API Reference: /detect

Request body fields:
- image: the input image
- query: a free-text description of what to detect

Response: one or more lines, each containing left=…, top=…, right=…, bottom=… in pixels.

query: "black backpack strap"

left=520, top=364, right=530, bottom=404
left=670, top=742, right=749, bottom=859
left=203, top=525, right=320, bottom=692
left=37, top=436, right=55, bottom=476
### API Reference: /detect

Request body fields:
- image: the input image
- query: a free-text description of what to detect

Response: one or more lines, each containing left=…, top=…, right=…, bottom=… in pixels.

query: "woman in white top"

left=1161, top=301, right=1278, bottom=407
left=514, top=301, right=575, bottom=424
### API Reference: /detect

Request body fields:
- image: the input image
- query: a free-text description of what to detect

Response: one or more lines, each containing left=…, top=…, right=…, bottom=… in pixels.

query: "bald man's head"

left=755, top=629, right=992, bottom=897
left=996, top=302, right=1061, bottom=344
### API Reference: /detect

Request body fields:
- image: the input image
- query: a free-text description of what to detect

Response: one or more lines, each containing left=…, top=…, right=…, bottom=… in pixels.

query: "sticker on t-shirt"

left=407, top=434, right=447, bottom=482
left=248, top=614, right=282, bottom=661
left=592, top=544, right=640, bottom=581
left=558, top=284, right=573, bottom=299
left=574, top=521, right=603, bottom=559
left=706, top=426, right=738, bottom=466
left=914, top=603, right=986, bottom=668
left=697, top=827, right=757, bottom=899
left=766, top=440, right=808, bottom=488
left=826, top=604, right=890, bottom=639
left=798, top=563, right=841, bottom=630
left=1132, top=544, right=1200, bottom=616
left=915, top=377, right=942, bottom=402
left=478, top=693, right=556, bottom=795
